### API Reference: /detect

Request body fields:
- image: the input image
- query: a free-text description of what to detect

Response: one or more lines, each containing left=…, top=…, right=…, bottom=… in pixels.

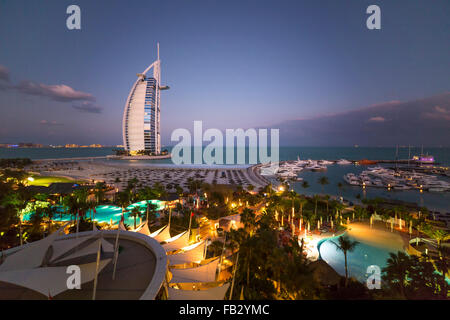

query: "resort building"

left=122, top=44, right=169, bottom=155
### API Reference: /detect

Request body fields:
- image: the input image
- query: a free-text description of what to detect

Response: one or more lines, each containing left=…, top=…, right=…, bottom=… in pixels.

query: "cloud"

left=72, top=101, right=103, bottom=114
left=272, top=92, right=450, bottom=146
left=15, top=80, right=95, bottom=102
left=422, top=105, right=450, bottom=121
left=39, top=120, right=64, bottom=126
left=0, top=65, right=10, bottom=82
left=368, top=116, right=386, bottom=122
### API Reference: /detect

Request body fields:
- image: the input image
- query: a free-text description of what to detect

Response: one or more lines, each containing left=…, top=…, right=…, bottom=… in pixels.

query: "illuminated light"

left=278, top=186, right=285, bottom=192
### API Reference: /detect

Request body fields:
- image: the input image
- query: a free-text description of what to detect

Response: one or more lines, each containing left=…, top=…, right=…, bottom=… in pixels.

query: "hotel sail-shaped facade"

left=122, top=44, right=168, bottom=155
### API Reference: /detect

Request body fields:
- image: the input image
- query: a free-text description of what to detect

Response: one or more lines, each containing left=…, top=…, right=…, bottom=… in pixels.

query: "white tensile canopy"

left=0, top=224, right=67, bottom=272
left=53, top=238, right=114, bottom=263
left=134, top=221, right=151, bottom=236
left=168, top=283, right=229, bottom=300
left=167, top=241, right=206, bottom=266
left=151, top=225, right=171, bottom=242
left=170, top=258, right=219, bottom=283
left=0, top=259, right=111, bottom=297
left=50, top=233, right=97, bottom=262
left=162, top=231, right=190, bottom=253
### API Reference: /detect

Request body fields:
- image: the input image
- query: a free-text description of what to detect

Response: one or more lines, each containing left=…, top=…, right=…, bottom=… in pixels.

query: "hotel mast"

left=122, top=43, right=169, bottom=155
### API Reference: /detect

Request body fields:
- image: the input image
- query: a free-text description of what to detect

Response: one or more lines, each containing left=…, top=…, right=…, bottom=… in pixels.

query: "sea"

left=1, top=146, right=449, bottom=212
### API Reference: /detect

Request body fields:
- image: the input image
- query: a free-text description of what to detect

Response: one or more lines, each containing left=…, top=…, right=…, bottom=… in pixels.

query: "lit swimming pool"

left=318, top=233, right=400, bottom=283
left=22, top=200, right=164, bottom=227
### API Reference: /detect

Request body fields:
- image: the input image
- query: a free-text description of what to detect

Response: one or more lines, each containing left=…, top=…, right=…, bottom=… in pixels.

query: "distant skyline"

left=0, top=0, right=449, bottom=146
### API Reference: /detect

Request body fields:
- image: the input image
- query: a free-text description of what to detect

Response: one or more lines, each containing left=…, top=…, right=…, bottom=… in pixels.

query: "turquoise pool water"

left=318, top=233, right=400, bottom=283
left=22, top=200, right=164, bottom=227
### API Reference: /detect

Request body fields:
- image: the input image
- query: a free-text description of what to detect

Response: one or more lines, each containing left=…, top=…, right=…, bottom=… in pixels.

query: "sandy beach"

left=27, top=160, right=269, bottom=192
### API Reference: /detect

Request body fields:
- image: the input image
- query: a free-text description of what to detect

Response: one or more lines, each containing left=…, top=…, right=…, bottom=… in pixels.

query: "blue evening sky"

left=0, top=0, right=449, bottom=146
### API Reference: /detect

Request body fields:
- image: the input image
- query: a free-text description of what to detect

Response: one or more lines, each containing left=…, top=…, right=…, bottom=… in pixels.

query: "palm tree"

left=43, top=205, right=58, bottom=233
left=130, top=206, right=143, bottom=229
left=317, top=176, right=329, bottom=195
left=331, top=235, right=359, bottom=287
left=312, top=195, right=320, bottom=216
left=298, top=197, right=307, bottom=218
left=382, top=251, right=410, bottom=298
left=116, top=191, right=131, bottom=217
left=423, top=227, right=450, bottom=257
left=301, top=181, right=309, bottom=192
left=241, top=208, right=256, bottom=236
left=1, top=192, right=27, bottom=245
left=93, top=182, right=106, bottom=204
left=146, top=201, right=158, bottom=223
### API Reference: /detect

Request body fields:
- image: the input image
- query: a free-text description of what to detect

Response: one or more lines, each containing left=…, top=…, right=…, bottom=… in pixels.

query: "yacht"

left=344, top=173, right=360, bottom=186
left=337, top=159, right=352, bottom=165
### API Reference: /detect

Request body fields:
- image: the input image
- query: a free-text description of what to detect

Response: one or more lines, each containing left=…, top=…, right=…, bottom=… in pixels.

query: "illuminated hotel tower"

left=122, top=44, right=169, bottom=154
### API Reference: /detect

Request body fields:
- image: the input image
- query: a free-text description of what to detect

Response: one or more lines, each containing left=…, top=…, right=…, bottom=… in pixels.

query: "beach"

left=27, top=160, right=269, bottom=192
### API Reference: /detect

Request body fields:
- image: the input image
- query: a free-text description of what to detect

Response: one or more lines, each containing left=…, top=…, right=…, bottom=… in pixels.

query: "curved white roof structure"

left=162, top=231, right=190, bottom=253
left=168, top=241, right=206, bottom=266
left=169, top=258, right=220, bottom=283
left=0, top=259, right=111, bottom=297
left=122, top=43, right=168, bottom=154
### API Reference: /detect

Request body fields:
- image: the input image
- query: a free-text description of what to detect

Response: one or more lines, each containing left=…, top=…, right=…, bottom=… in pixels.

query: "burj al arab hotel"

left=122, top=44, right=169, bottom=155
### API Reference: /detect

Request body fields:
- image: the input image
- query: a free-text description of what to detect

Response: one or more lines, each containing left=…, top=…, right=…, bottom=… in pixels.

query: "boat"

left=337, top=159, right=352, bottom=165
left=358, top=159, right=378, bottom=165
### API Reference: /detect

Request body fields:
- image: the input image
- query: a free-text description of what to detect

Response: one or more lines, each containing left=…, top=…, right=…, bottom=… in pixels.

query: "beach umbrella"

left=317, top=220, right=320, bottom=230
left=409, top=220, right=412, bottom=236
left=347, top=217, right=350, bottom=225
left=390, top=218, right=393, bottom=232
left=299, top=218, right=302, bottom=231
left=370, top=215, right=373, bottom=228
left=399, top=218, right=402, bottom=230
left=331, top=219, right=334, bottom=229
left=320, top=216, right=323, bottom=224
left=307, top=222, right=310, bottom=232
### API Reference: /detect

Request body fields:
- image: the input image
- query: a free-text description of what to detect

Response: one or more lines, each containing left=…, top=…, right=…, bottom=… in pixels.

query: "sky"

left=0, top=0, right=449, bottom=146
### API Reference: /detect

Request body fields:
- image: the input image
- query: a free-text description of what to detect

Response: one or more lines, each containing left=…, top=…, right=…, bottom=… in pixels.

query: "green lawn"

left=28, top=175, right=84, bottom=187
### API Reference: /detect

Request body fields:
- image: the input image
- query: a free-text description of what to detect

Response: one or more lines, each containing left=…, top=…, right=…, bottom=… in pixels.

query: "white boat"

left=337, top=159, right=352, bottom=165
left=259, top=163, right=279, bottom=176
left=343, top=174, right=360, bottom=186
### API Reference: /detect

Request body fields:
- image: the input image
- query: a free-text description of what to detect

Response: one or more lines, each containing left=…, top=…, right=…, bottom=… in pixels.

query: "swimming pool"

left=22, top=200, right=164, bottom=227
left=318, top=233, right=400, bottom=283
